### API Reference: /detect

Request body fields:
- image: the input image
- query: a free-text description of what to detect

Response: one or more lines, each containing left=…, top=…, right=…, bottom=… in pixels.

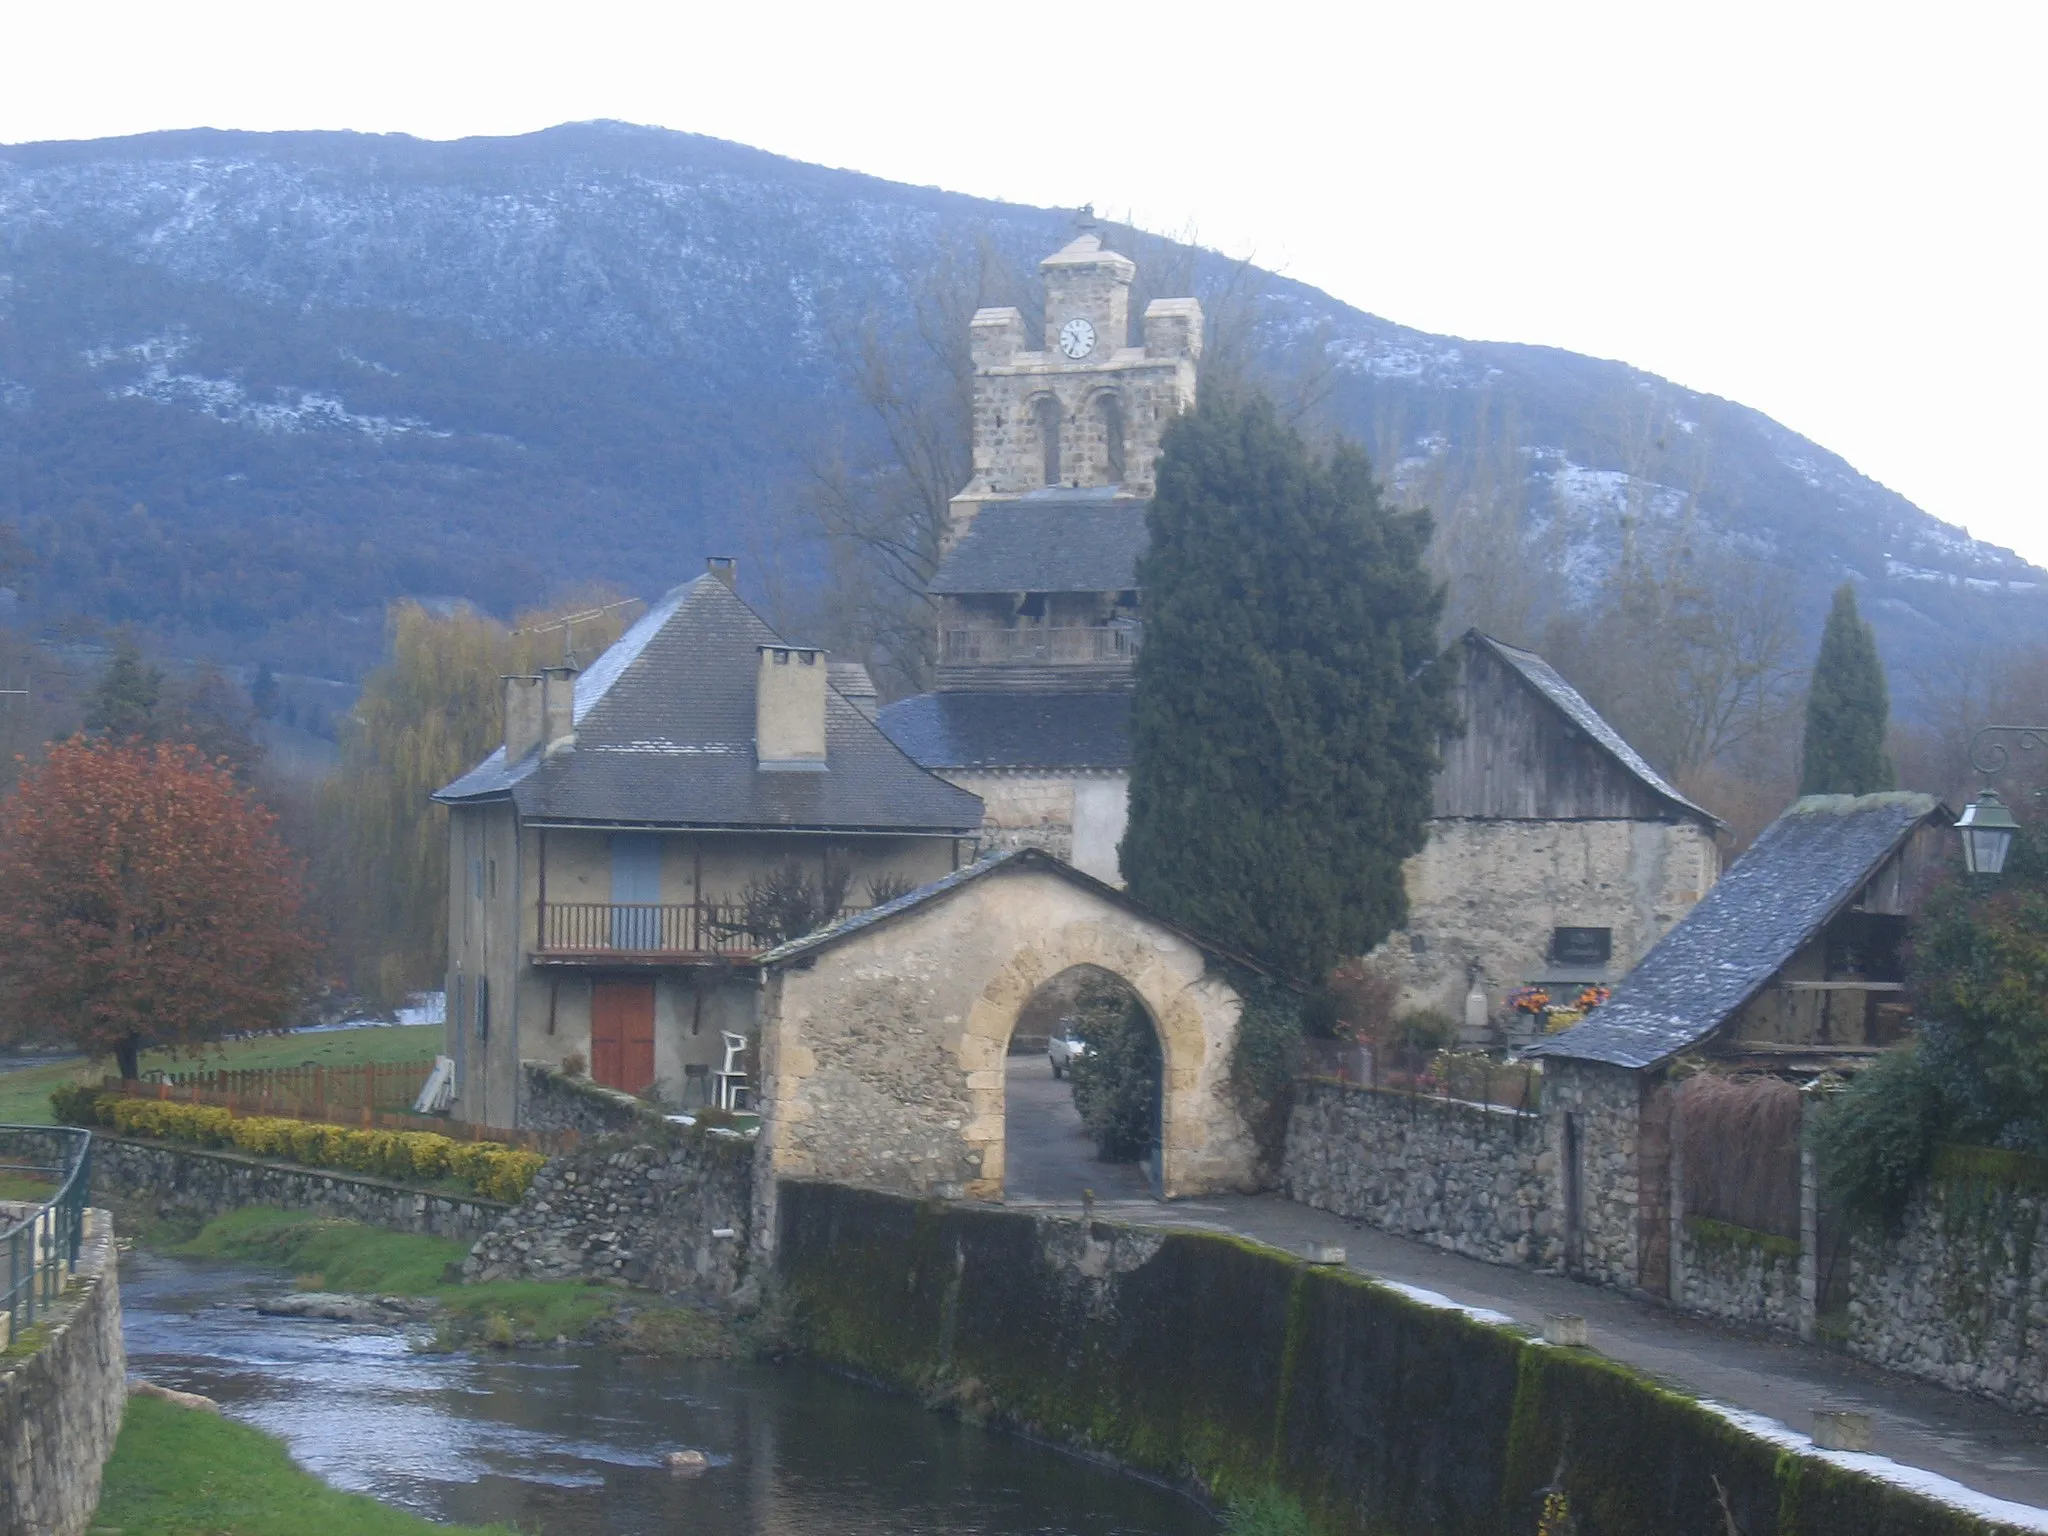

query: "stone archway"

left=961, top=920, right=1212, bottom=1199
left=754, top=850, right=1261, bottom=1205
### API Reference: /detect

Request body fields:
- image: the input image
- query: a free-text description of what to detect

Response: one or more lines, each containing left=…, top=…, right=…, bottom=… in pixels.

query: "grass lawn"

left=175, top=1208, right=639, bottom=1345
left=0, top=1024, right=443, bottom=1127
left=95, top=1393, right=516, bottom=1536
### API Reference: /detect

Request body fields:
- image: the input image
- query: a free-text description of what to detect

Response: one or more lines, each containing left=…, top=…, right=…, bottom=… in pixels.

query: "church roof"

left=930, top=489, right=1149, bottom=595
left=876, top=690, right=1133, bottom=771
left=1526, top=793, right=1947, bottom=1070
left=434, top=574, right=983, bottom=835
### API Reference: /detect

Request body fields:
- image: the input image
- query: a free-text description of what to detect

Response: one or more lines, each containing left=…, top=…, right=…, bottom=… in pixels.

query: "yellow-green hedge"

left=90, top=1096, right=544, bottom=1203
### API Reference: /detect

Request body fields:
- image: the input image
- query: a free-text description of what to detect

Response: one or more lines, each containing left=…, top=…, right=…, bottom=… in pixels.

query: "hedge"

left=55, top=1090, right=543, bottom=1203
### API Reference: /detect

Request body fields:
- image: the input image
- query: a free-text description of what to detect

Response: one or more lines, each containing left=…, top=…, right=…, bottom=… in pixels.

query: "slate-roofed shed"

left=1527, top=792, right=1951, bottom=1070
left=433, top=573, right=982, bottom=834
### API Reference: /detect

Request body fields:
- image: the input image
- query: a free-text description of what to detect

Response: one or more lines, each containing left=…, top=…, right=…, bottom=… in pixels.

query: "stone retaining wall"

left=0, top=1207, right=125, bottom=1536
left=92, top=1135, right=507, bottom=1243
left=1677, top=1218, right=1800, bottom=1334
left=466, top=1127, right=755, bottom=1301
left=1281, top=1079, right=1556, bottom=1268
left=1846, top=1155, right=2048, bottom=1414
left=518, top=1060, right=663, bottom=1139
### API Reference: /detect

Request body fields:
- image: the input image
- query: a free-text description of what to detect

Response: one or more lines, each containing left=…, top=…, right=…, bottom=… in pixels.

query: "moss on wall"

left=775, top=1181, right=2028, bottom=1536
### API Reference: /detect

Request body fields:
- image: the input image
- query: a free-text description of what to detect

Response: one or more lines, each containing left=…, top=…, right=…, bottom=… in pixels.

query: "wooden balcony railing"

left=537, top=902, right=862, bottom=959
left=939, top=624, right=1140, bottom=668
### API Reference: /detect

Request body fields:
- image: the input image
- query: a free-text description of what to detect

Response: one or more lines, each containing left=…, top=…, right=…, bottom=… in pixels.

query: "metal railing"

left=538, top=902, right=863, bottom=957
left=940, top=625, right=1141, bottom=667
left=0, top=1125, right=91, bottom=1343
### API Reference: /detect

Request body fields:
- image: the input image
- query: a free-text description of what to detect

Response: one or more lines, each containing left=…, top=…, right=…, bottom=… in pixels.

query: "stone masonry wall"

left=0, top=1207, right=125, bottom=1536
left=1543, top=1059, right=1643, bottom=1289
left=1282, top=1080, right=1558, bottom=1268
left=518, top=1060, right=665, bottom=1139
left=92, top=1135, right=506, bottom=1243
left=1677, top=1218, right=1801, bottom=1334
left=466, top=1128, right=755, bottom=1302
left=1846, top=1160, right=2048, bottom=1415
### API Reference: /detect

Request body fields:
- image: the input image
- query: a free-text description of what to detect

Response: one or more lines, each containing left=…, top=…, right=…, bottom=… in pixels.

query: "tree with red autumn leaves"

left=0, top=738, right=318, bottom=1078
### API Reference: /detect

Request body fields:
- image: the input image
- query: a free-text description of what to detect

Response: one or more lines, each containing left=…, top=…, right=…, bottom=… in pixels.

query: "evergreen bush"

left=1065, top=976, right=1162, bottom=1162
left=69, top=1093, right=543, bottom=1202
left=1799, top=583, right=1894, bottom=795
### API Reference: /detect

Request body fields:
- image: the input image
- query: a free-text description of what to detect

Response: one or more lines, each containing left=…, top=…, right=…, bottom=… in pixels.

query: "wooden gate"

left=591, top=979, right=656, bottom=1095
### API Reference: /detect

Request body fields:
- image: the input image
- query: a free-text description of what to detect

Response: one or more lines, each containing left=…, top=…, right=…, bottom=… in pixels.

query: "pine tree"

left=83, top=633, right=163, bottom=741
left=1120, top=393, right=1455, bottom=981
left=1800, top=583, right=1894, bottom=796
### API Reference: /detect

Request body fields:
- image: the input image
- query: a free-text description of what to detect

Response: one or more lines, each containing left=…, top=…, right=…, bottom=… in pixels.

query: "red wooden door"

left=591, top=980, right=656, bottom=1094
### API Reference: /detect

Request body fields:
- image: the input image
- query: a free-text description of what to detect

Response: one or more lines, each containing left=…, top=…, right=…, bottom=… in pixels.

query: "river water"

left=122, top=1251, right=1215, bottom=1535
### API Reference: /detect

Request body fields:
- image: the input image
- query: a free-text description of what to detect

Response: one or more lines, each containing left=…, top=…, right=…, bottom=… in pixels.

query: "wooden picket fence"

left=102, top=1067, right=577, bottom=1155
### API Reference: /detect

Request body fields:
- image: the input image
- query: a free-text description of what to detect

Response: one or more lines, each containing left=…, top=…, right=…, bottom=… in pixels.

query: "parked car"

left=1048, top=1023, right=1089, bottom=1079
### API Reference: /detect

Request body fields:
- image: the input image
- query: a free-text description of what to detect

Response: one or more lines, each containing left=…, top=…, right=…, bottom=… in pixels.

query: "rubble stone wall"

left=1677, top=1218, right=1801, bottom=1334
left=466, top=1128, right=756, bottom=1302
left=1282, top=1080, right=1557, bottom=1268
left=0, top=1208, right=125, bottom=1536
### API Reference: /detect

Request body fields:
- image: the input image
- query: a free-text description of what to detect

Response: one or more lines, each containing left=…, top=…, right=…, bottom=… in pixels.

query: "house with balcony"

left=433, top=563, right=983, bottom=1128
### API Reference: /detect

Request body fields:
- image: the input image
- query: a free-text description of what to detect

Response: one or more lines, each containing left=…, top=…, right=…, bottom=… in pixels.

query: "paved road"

left=999, top=1056, right=2048, bottom=1516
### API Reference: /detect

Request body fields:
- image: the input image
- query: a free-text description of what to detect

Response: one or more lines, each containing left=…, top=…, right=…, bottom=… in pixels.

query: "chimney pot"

left=502, top=675, right=543, bottom=760
left=756, top=645, right=827, bottom=769
left=541, top=664, right=578, bottom=753
left=706, top=556, right=737, bottom=588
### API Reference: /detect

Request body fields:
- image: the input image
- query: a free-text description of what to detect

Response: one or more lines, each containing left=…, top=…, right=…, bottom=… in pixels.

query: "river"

left=121, top=1250, right=1216, bottom=1535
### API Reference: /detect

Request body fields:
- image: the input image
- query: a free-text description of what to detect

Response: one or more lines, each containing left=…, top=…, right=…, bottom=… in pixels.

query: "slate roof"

left=756, top=846, right=1283, bottom=980
left=929, top=488, right=1149, bottom=595
left=1470, top=632, right=1718, bottom=827
left=875, top=690, right=1133, bottom=771
left=433, top=575, right=983, bottom=834
left=1526, top=792, right=1946, bottom=1069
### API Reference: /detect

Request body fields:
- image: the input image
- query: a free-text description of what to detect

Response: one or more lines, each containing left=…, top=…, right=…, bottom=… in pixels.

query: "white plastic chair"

left=714, top=1031, right=751, bottom=1111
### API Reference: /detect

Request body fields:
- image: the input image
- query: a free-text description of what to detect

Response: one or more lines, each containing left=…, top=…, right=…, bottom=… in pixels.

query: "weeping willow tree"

left=316, top=594, right=633, bottom=1006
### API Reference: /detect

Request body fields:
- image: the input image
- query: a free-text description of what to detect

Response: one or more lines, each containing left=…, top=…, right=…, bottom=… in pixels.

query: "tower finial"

left=1074, top=202, right=1097, bottom=233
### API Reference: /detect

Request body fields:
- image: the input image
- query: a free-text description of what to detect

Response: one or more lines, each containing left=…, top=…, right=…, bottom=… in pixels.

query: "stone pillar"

left=1798, top=1094, right=1819, bottom=1344
left=1669, top=1091, right=1687, bottom=1306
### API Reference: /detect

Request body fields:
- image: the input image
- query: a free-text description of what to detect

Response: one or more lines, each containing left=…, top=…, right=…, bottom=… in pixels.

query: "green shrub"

left=1068, top=976, right=1161, bottom=1163
left=88, top=1095, right=544, bottom=1202
left=1224, top=1488, right=1314, bottom=1536
left=48, top=1083, right=104, bottom=1126
left=1813, top=1044, right=1941, bottom=1222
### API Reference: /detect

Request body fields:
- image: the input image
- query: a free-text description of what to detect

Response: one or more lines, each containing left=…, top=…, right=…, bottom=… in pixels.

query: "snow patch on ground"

left=1376, top=1279, right=1518, bottom=1327
left=1707, top=1404, right=2048, bottom=1531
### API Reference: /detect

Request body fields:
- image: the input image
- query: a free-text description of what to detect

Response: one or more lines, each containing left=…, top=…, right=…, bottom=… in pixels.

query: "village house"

left=433, top=564, right=983, bottom=1128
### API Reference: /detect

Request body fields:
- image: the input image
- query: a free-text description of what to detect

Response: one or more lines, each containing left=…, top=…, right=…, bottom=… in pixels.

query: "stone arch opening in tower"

left=1095, top=391, right=1126, bottom=484
left=1033, top=394, right=1063, bottom=486
left=1004, top=963, right=1162, bottom=1203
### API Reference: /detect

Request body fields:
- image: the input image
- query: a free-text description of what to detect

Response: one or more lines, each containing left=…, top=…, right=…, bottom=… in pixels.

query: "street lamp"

left=1956, top=790, right=2020, bottom=876
left=1956, top=727, right=2046, bottom=877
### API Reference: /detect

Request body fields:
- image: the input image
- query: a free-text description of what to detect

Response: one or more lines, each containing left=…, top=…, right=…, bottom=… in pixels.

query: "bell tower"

left=947, top=214, right=1202, bottom=548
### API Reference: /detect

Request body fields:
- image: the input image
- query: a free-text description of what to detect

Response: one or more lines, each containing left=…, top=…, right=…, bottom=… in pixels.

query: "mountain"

left=1, top=120, right=2040, bottom=699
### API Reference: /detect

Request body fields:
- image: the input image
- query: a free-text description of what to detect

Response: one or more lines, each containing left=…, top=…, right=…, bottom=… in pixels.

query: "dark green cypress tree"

left=1799, top=583, right=1894, bottom=796
left=82, top=633, right=164, bottom=742
left=1120, top=393, right=1455, bottom=981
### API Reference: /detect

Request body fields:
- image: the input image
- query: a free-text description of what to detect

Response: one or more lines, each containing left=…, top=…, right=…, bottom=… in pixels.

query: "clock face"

left=1058, top=317, right=1097, bottom=360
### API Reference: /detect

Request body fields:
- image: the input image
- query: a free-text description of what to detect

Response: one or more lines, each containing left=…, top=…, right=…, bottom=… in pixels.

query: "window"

left=1550, top=927, right=1612, bottom=967
left=474, top=975, right=491, bottom=1040
left=1035, top=396, right=1062, bottom=485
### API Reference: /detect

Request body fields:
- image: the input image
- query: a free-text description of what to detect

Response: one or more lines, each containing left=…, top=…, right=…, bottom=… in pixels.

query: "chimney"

left=756, top=645, right=827, bottom=769
left=540, top=664, right=578, bottom=754
left=706, top=556, right=737, bottom=588
left=502, top=674, right=543, bottom=760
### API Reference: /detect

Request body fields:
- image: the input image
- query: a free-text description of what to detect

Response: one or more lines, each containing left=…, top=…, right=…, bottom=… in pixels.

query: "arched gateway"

left=753, top=849, right=1264, bottom=1201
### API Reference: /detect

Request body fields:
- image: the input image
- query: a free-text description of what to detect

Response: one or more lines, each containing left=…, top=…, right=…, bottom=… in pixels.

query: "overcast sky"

left=8, top=1, right=2044, bottom=566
